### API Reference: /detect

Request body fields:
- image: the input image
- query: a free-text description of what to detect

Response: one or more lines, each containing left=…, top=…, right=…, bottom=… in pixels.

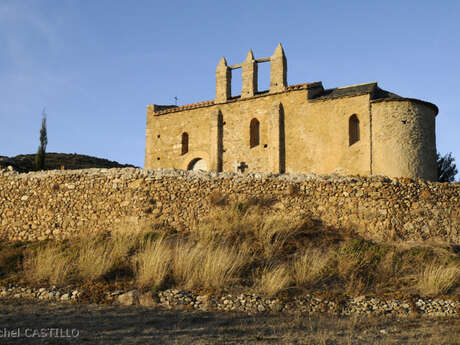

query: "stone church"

left=145, top=44, right=438, bottom=180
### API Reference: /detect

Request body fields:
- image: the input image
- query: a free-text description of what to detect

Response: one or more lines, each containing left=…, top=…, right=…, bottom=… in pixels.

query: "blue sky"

left=1, top=0, right=459, bottom=177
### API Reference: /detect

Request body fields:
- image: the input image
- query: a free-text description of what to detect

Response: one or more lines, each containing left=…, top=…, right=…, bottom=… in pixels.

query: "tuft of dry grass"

left=192, top=203, right=306, bottom=261
left=77, top=240, right=118, bottom=281
left=76, top=231, right=141, bottom=281
left=257, top=264, right=292, bottom=296
left=172, top=242, right=247, bottom=290
left=134, top=237, right=172, bottom=289
left=23, top=243, right=74, bottom=285
left=293, top=248, right=332, bottom=287
left=417, top=262, right=459, bottom=296
left=256, top=215, right=305, bottom=260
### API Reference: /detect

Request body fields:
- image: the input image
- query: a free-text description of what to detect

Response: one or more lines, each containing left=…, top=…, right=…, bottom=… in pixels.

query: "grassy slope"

left=1, top=200, right=458, bottom=303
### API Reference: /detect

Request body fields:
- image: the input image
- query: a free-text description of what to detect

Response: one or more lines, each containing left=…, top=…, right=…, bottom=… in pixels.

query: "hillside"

left=0, top=167, right=458, bottom=340
left=0, top=153, right=136, bottom=172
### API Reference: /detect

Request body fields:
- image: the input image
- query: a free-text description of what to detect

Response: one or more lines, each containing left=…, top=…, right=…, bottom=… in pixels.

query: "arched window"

left=250, top=118, right=260, bottom=148
left=349, top=114, right=360, bottom=146
left=181, top=132, right=189, bottom=155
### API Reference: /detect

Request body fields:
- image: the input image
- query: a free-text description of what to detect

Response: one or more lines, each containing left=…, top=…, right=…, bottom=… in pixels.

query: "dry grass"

left=133, top=235, right=249, bottom=291
left=22, top=230, right=146, bottom=285
left=293, top=248, right=332, bottom=287
left=192, top=203, right=306, bottom=261
left=77, top=231, right=141, bottom=281
left=256, top=264, right=292, bottom=296
left=5, top=201, right=459, bottom=298
left=23, top=243, right=74, bottom=285
left=134, top=237, right=172, bottom=289
left=77, top=242, right=115, bottom=280
left=172, top=242, right=247, bottom=290
left=77, top=240, right=119, bottom=281
left=418, top=262, right=459, bottom=296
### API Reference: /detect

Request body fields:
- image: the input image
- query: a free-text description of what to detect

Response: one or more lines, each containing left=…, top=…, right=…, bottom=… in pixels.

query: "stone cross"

left=237, top=161, right=248, bottom=173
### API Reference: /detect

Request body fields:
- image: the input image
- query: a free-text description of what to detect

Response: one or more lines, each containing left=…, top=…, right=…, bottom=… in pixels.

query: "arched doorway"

left=187, top=158, right=207, bottom=171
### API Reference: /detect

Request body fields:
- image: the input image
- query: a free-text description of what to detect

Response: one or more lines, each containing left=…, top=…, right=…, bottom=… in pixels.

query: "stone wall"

left=1, top=286, right=458, bottom=317
left=0, top=168, right=459, bottom=243
left=372, top=99, right=437, bottom=180
left=145, top=87, right=374, bottom=176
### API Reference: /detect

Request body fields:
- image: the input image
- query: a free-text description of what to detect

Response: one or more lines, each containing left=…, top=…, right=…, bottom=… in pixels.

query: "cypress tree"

left=35, top=110, right=48, bottom=171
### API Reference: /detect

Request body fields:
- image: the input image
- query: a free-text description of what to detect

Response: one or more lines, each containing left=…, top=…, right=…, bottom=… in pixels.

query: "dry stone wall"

left=0, top=167, right=459, bottom=243
left=1, top=286, right=458, bottom=317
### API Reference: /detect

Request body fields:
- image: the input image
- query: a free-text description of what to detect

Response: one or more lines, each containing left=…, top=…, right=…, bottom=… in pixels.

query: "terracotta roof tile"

left=154, top=100, right=215, bottom=115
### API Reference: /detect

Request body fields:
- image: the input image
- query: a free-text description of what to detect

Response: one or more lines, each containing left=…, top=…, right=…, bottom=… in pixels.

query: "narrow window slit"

left=250, top=118, right=260, bottom=148
left=349, top=114, right=360, bottom=146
